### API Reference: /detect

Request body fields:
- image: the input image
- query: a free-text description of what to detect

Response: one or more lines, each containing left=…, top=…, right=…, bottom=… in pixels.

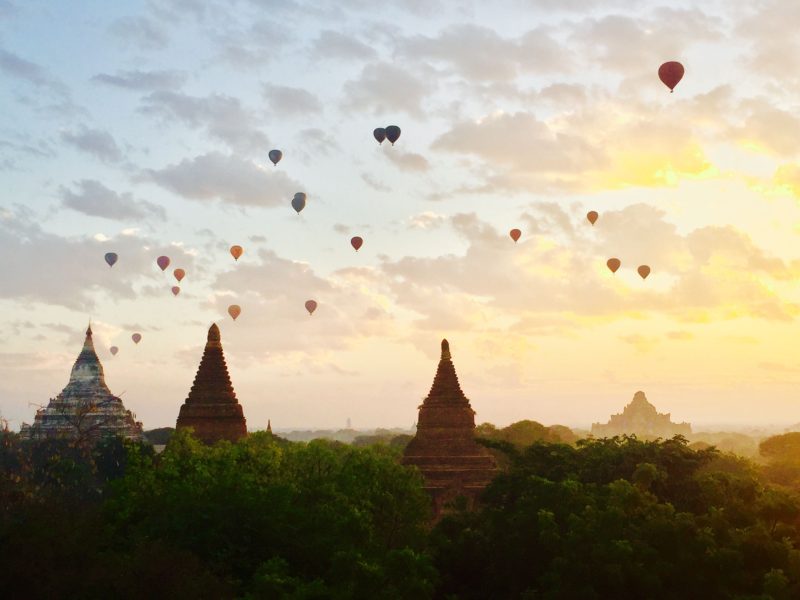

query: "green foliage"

left=476, top=420, right=579, bottom=448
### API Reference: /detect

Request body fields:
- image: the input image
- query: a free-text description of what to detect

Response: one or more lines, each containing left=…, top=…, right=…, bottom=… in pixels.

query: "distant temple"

left=591, top=391, right=691, bottom=439
left=403, top=339, right=497, bottom=517
left=19, top=325, right=143, bottom=444
left=176, top=323, right=247, bottom=444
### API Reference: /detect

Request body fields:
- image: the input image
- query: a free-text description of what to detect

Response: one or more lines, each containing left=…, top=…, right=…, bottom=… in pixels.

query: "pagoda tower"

left=19, top=325, right=143, bottom=444
left=176, top=323, right=247, bottom=444
left=403, top=339, right=497, bottom=516
left=591, top=391, right=692, bottom=439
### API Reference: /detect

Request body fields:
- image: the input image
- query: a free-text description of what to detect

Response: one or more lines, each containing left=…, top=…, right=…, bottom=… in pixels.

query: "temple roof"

left=184, top=323, right=238, bottom=405
left=65, top=323, right=110, bottom=394
left=424, top=339, right=469, bottom=405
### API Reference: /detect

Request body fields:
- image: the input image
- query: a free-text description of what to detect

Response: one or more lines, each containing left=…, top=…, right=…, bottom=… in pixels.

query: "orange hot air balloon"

left=607, top=258, right=621, bottom=273
left=173, top=268, right=185, bottom=282
left=658, top=61, right=684, bottom=92
left=132, top=333, right=142, bottom=344
left=110, top=346, right=119, bottom=356
left=171, top=286, right=180, bottom=296
left=305, top=300, right=317, bottom=315
left=230, top=245, right=243, bottom=261
left=509, top=229, right=521, bottom=243
left=587, top=211, right=598, bottom=225
left=638, top=265, right=651, bottom=279
left=228, top=304, right=241, bottom=320
left=350, top=236, right=363, bottom=251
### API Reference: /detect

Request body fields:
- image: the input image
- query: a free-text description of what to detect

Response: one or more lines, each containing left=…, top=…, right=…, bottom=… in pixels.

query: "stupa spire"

left=176, top=323, right=247, bottom=443
left=425, top=338, right=468, bottom=405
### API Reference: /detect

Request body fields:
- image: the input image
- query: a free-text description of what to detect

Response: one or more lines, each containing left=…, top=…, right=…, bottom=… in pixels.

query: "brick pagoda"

left=176, top=323, right=247, bottom=443
left=403, top=339, right=497, bottom=516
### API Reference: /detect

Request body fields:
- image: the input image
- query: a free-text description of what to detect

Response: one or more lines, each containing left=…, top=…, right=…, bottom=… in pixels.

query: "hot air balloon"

left=305, top=300, right=317, bottom=315
left=292, top=192, right=306, bottom=214
left=587, top=211, right=598, bottom=225
left=373, top=128, right=386, bottom=144
left=385, top=125, right=401, bottom=145
left=110, top=346, right=119, bottom=356
left=104, top=252, right=118, bottom=267
left=173, top=268, right=185, bottom=282
left=156, top=256, right=170, bottom=271
left=228, top=304, right=241, bottom=320
left=350, top=236, right=363, bottom=251
left=637, top=265, right=651, bottom=279
left=607, top=258, right=621, bottom=273
left=230, top=245, right=243, bottom=261
left=172, top=286, right=180, bottom=296
left=509, top=229, right=521, bottom=243
left=132, top=333, right=142, bottom=344
left=658, top=61, right=684, bottom=92
left=268, top=149, right=282, bottom=166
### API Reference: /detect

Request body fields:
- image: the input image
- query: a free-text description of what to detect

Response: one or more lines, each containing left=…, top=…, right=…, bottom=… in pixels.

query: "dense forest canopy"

left=2, top=428, right=800, bottom=599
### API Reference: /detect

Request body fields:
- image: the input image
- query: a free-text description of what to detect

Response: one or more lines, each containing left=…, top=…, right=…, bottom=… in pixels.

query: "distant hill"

left=143, top=427, right=175, bottom=445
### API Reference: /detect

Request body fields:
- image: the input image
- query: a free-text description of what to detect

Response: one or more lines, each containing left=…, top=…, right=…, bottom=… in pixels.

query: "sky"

left=2, top=0, right=800, bottom=431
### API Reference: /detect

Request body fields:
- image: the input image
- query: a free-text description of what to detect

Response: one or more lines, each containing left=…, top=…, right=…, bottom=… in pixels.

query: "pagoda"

left=19, top=325, right=143, bottom=444
left=403, top=339, right=497, bottom=517
left=176, top=323, right=247, bottom=444
left=591, top=390, right=691, bottom=439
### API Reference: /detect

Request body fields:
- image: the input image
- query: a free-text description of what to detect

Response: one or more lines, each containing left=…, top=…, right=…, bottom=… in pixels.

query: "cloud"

left=0, top=47, right=67, bottom=96
left=145, top=152, right=302, bottom=207
left=361, top=172, right=390, bottom=192
left=396, top=24, right=570, bottom=82
left=408, top=211, right=445, bottom=230
left=310, top=30, right=377, bottom=62
left=382, top=147, right=429, bottom=171
left=342, top=62, right=432, bottom=117
left=60, top=126, right=122, bottom=163
left=60, top=180, right=165, bottom=222
left=109, top=16, right=169, bottom=50
left=91, top=69, right=187, bottom=91
left=139, top=91, right=268, bottom=152
left=262, top=83, right=323, bottom=117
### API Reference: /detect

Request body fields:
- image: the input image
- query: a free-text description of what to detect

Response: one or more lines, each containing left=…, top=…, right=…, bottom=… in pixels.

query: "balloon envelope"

left=292, top=193, right=306, bottom=213
left=110, top=346, right=118, bottom=356
left=173, top=268, right=185, bottom=282
left=587, top=211, right=598, bottom=225
left=228, top=304, right=241, bottom=320
left=104, top=252, right=118, bottom=267
left=172, top=286, right=180, bottom=296
left=350, top=236, right=363, bottom=251
left=230, top=245, right=243, bottom=261
left=607, top=258, right=621, bottom=273
left=373, top=128, right=386, bottom=144
left=509, top=229, right=521, bottom=243
left=658, top=61, right=684, bottom=92
left=268, top=149, right=282, bottom=165
left=638, top=265, right=651, bottom=279
left=385, top=125, right=401, bottom=145
left=131, top=333, right=142, bottom=344
left=305, top=300, right=317, bottom=315
left=156, top=256, right=170, bottom=271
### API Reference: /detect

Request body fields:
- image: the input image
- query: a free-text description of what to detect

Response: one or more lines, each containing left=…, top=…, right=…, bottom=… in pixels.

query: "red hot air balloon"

left=104, top=252, right=118, bottom=267
left=607, top=258, right=621, bottom=273
left=172, top=286, right=180, bottom=296
left=658, top=61, right=684, bottom=92
left=228, top=304, right=241, bottom=320
left=305, top=300, right=317, bottom=315
left=156, top=256, right=170, bottom=271
left=587, top=211, right=598, bottom=225
left=132, top=333, right=142, bottom=344
left=110, top=346, right=119, bottom=356
left=509, top=229, right=521, bottom=243
left=638, top=265, right=651, bottom=279
left=350, top=236, right=363, bottom=251
left=173, top=268, right=185, bottom=282
left=373, top=128, right=386, bottom=144
left=230, top=245, right=243, bottom=261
